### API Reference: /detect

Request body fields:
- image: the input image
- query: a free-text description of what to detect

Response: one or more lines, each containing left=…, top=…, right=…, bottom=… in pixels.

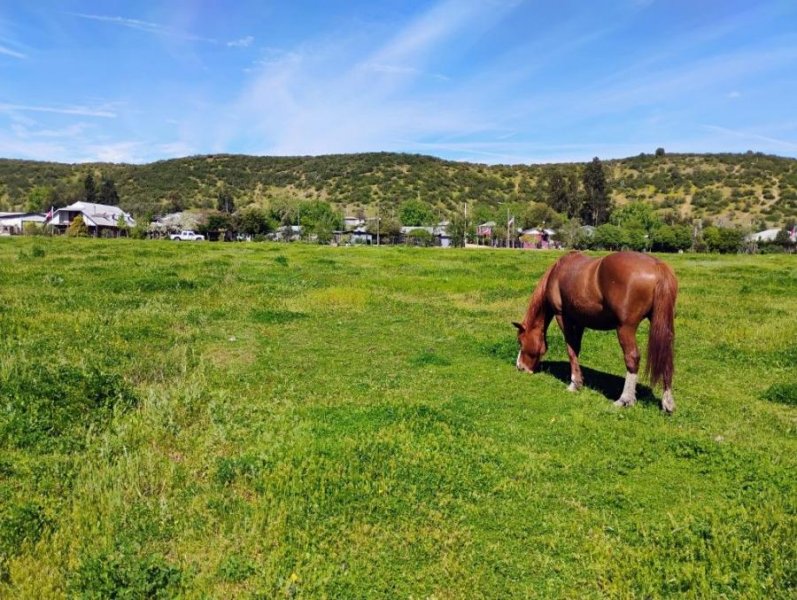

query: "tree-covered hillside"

left=1, top=151, right=796, bottom=228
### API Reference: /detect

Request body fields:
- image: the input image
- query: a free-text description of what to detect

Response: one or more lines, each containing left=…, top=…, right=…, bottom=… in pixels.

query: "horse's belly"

left=563, top=300, right=616, bottom=330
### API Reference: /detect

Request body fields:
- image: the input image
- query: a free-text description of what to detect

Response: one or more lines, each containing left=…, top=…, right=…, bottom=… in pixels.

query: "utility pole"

left=464, top=202, right=468, bottom=246
left=506, top=206, right=510, bottom=249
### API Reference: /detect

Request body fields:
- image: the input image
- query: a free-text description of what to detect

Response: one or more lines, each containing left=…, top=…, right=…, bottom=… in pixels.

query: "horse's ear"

left=512, top=321, right=525, bottom=333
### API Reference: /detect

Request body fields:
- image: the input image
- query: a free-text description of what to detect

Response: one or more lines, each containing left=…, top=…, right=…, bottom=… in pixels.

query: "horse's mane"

left=523, top=260, right=558, bottom=327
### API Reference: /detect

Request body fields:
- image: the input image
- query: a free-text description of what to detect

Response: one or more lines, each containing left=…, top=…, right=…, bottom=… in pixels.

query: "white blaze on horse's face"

left=513, top=322, right=544, bottom=373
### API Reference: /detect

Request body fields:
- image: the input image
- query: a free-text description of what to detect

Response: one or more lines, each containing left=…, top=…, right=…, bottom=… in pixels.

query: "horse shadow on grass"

left=539, top=361, right=659, bottom=407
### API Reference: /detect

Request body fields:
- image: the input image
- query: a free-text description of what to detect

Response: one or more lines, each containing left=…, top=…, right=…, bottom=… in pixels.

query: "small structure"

left=477, top=221, right=496, bottom=239
left=746, top=228, right=787, bottom=243
left=350, top=226, right=375, bottom=245
left=269, top=225, right=302, bottom=242
left=343, top=216, right=365, bottom=231
left=0, top=212, right=47, bottom=235
left=400, top=223, right=452, bottom=247
left=49, top=202, right=135, bottom=236
left=520, top=227, right=556, bottom=249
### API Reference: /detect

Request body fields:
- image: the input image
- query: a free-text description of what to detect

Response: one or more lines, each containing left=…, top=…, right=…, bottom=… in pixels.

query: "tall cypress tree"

left=99, top=178, right=120, bottom=205
left=84, top=173, right=98, bottom=203
left=581, top=157, right=610, bottom=225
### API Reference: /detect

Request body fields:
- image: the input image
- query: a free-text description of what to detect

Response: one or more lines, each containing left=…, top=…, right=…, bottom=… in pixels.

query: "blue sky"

left=1, top=0, right=796, bottom=164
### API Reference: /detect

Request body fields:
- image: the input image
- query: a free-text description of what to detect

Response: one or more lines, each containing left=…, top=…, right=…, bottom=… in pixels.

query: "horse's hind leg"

left=615, top=325, right=640, bottom=407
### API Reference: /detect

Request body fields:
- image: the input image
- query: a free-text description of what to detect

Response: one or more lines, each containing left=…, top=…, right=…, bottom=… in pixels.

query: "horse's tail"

left=646, top=261, right=677, bottom=388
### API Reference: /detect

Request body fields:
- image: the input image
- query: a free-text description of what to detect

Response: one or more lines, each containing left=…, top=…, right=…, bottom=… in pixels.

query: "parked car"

left=170, top=230, right=205, bottom=241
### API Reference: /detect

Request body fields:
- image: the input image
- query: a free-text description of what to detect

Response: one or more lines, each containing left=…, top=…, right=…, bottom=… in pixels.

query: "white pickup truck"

left=170, top=230, right=205, bottom=241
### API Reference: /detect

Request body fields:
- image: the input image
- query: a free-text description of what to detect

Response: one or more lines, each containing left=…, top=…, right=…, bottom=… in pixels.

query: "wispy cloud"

left=703, top=124, right=797, bottom=151
left=0, top=103, right=116, bottom=118
left=0, top=44, right=26, bottom=59
left=11, top=122, right=92, bottom=139
left=362, top=62, right=449, bottom=81
left=227, top=36, right=254, bottom=48
left=231, top=0, right=520, bottom=156
left=69, top=12, right=218, bottom=44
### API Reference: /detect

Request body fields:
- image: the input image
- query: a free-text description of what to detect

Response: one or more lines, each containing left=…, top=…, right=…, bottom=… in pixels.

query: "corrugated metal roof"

left=54, top=202, right=135, bottom=227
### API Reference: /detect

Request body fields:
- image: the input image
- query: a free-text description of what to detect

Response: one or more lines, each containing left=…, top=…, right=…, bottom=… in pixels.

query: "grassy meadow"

left=0, top=238, right=795, bottom=598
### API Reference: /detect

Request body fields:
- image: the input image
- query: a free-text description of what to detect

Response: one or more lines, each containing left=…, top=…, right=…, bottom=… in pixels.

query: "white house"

left=746, top=228, right=793, bottom=243
left=0, top=212, right=47, bottom=235
left=49, top=202, right=135, bottom=236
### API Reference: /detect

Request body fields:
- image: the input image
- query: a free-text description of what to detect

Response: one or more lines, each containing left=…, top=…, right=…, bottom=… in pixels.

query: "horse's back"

left=597, top=252, right=664, bottom=323
left=550, top=251, right=665, bottom=328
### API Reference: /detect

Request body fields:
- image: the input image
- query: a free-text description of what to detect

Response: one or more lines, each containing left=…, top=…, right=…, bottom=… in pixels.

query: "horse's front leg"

left=615, top=325, right=641, bottom=407
left=558, top=316, right=584, bottom=392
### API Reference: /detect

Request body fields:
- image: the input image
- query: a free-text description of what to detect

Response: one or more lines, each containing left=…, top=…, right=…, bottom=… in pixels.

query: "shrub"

left=69, top=549, right=182, bottom=598
left=66, top=215, right=88, bottom=237
left=22, top=222, right=45, bottom=236
left=405, top=228, right=434, bottom=246
left=130, top=223, right=149, bottom=239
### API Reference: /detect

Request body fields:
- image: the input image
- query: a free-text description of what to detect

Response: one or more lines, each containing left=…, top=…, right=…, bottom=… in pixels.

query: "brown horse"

left=513, top=251, right=678, bottom=412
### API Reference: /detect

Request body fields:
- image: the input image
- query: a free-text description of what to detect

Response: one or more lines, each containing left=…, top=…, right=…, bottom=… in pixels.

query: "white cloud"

left=229, top=0, right=520, bottom=157
left=0, top=44, right=26, bottom=59
left=0, top=103, right=116, bottom=118
left=69, top=13, right=217, bottom=44
left=702, top=124, right=797, bottom=151
left=227, top=36, right=254, bottom=48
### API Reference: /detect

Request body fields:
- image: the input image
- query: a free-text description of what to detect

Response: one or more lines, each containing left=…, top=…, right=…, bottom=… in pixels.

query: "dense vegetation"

left=0, top=238, right=795, bottom=597
left=2, top=151, right=796, bottom=228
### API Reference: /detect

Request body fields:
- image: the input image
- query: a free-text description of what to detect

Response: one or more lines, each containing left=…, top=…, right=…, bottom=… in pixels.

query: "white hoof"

left=661, top=389, right=675, bottom=413
left=567, top=381, right=580, bottom=392
left=614, top=395, right=636, bottom=407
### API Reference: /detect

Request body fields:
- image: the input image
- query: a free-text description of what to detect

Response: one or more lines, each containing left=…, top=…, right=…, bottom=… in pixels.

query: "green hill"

left=1, top=151, right=796, bottom=227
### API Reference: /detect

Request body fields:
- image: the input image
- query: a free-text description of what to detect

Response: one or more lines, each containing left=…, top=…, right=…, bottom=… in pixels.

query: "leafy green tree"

left=367, top=216, right=401, bottom=244
left=26, top=186, right=56, bottom=212
left=399, top=199, right=435, bottom=226
left=703, top=226, right=743, bottom=253
left=519, top=202, right=563, bottom=230
left=99, top=178, right=120, bottom=206
left=593, top=223, right=626, bottom=250
left=268, top=197, right=300, bottom=226
left=84, top=174, right=97, bottom=203
left=610, top=202, right=661, bottom=232
left=236, top=207, right=273, bottom=236
left=198, top=211, right=231, bottom=239
left=650, top=224, right=692, bottom=252
left=581, top=157, right=611, bottom=225
left=655, top=147, right=666, bottom=157
left=300, top=200, right=342, bottom=243
left=557, top=218, right=583, bottom=248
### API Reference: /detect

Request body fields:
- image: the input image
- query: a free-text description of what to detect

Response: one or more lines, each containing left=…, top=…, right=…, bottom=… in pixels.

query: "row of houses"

left=0, top=202, right=136, bottom=236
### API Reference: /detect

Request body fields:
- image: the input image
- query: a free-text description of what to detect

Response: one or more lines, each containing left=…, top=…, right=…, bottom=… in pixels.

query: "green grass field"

left=1, top=238, right=795, bottom=598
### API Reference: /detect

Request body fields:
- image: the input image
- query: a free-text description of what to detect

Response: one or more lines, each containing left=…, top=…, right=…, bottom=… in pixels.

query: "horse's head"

left=512, top=322, right=546, bottom=373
